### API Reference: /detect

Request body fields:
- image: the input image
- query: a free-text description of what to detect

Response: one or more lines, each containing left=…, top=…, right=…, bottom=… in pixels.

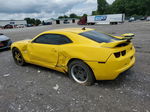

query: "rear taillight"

left=121, top=50, right=126, bottom=56
left=114, top=52, right=120, bottom=58
left=114, top=50, right=126, bottom=58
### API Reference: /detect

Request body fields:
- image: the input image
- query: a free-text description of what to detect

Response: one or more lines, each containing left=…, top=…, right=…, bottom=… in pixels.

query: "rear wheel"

left=68, top=60, right=95, bottom=86
left=12, top=48, right=26, bottom=66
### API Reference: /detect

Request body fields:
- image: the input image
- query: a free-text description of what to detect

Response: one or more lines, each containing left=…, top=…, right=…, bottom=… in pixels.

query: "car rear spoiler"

left=101, top=39, right=131, bottom=48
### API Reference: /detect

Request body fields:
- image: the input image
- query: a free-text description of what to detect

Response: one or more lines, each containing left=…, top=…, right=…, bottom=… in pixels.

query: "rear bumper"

left=86, top=56, right=135, bottom=80
left=85, top=47, right=135, bottom=80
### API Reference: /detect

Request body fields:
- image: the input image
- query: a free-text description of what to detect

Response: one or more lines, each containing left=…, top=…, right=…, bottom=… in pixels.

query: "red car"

left=4, top=24, right=13, bottom=29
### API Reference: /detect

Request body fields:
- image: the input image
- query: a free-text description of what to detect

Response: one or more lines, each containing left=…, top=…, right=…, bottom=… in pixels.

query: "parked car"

left=128, top=17, right=135, bottom=22
left=63, top=20, right=70, bottom=24
left=16, top=24, right=25, bottom=28
left=11, top=28, right=135, bottom=85
left=140, top=17, right=146, bottom=20
left=26, top=24, right=33, bottom=27
left=146, top=16, right=150, bottom=21
left=0, top=33, right=12, bottom=50
left=43, top=22, right=52, bottom=25
left=4, top=24, right=13, bottom=29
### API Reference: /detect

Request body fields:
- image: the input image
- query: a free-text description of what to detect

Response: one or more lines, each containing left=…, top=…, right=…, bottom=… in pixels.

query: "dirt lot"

left=0, top=21, right=150, bottom=112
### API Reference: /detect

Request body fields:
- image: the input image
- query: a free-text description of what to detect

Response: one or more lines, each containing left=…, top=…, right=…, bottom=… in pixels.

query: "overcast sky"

left=0, top=0, right=115, bottom=20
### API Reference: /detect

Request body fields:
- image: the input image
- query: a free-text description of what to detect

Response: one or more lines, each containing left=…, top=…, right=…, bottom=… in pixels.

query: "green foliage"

left=97, top=0, right=109, bottom=14
left=58, top=15, right=69, bottom=19
left=58, top=16, right=64, bottom=19
left=64, top=15, right=69, bottom=18
left=92, top=11, right=97, bottom=15
left=58, top=13, right=87, bottom=19
left=82, top=14, right=88, bottom=17
left=24, top=18, right=41, bottom=26
left=95, top=0, right=150, bottom=16
left=35, top=19, right=41, bottom=26
left=69, top=13, right=78, bottom=18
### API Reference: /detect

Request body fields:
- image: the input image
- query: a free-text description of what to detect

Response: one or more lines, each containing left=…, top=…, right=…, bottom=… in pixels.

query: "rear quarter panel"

left=57, top=44, right=113, bottom=69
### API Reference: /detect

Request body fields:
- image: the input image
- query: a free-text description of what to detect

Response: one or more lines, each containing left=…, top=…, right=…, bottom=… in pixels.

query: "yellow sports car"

left=11, top=28, right=135, bottom=85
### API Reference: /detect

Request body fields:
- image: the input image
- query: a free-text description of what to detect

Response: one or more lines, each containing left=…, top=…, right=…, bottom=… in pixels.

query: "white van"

left=146, top=17, right=150, bottom=21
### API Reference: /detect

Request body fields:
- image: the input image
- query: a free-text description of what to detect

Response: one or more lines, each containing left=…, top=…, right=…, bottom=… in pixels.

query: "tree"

left=58, top=14, right=81, bottom=19
left=109, top=0, right=150, bottom=16
left=64, top=15, right=68, bottom=18
left=92, top=11, right=98, bottom=15
left=58, top=16, right=64, bottom=19
left=82, top=14, right=88, bottom=17
left=35, top=19, right=41, bottom=26
left=95, top=0, right=150, bottom=17
left=97, top=0, right=109, bottom=14
left=24, top=18, right=32, bottom=24
left=69, top=13, right=78, bottom=18
left=24, top=18, right=41, bottom=26
left=143, top=0, right=150, bottom=15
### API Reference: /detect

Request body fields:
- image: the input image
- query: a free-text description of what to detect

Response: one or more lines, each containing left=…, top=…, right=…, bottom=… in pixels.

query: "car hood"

left=0, top=35, right=10, bottom=41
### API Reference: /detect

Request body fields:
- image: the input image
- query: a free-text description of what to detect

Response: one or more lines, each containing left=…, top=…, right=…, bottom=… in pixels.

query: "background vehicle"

left=128, top=17, right=135, bottom=22
left=140, top=17, right=146, bottom=20
left=26, top=24, right=33, bottom=27
left=43, top=22, right=52, bottom=25
left=0, top=33, right=12, bottom=50
left=11, top=28, right=135, bottom=85
left=146, top=16, right=150, bottom=21
left=78, top=16, right=87, bottom=25
left=78, top=14, right=125, bottom=25
left=4, top=24, right=13, bottom=29
left=63, top=20, right=70, bottom=24
left=16, top=24, right=25, bottom=28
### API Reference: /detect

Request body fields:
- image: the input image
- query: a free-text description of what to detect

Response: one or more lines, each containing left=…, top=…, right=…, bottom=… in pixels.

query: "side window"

left=33, top=35, right=46, bottom=43
left=33, top=34, right=72, bottom=45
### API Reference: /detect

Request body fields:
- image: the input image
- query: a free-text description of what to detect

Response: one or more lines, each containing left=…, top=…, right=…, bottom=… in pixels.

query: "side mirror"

left=121, top=33, right=135, bottom=38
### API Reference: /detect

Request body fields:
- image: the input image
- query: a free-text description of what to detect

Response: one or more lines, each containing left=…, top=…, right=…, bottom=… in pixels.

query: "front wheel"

left=68, top=60, right=95, bottom=86
left=12, top=48, right=26, bottom=66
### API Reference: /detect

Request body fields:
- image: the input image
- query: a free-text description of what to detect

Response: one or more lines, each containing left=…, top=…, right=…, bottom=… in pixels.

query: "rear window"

left=79, top=30, right=120, bottom=43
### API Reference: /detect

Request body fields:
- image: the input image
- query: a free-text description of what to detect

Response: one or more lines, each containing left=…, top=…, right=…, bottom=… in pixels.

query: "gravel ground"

left=0, top=22, right=150, bottom=112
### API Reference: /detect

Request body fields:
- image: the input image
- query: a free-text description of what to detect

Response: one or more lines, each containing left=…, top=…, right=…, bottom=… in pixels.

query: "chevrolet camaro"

left=11, top=28, right=135, bottom=85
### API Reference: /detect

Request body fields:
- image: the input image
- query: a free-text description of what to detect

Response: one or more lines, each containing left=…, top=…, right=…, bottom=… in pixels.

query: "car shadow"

left=20, top=63, right=134, bottom=87
left=26, top=63, right=67, bottom=78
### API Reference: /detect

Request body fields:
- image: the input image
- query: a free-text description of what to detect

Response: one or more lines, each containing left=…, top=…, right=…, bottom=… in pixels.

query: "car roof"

left=44, top=28, right=94, bottom=34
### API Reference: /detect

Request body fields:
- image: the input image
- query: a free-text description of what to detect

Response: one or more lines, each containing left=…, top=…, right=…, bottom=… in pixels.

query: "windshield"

left=79, top=30, right=120, bottom=43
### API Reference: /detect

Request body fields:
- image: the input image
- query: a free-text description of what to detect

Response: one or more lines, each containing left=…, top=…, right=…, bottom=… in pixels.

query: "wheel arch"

left=12, top=47, right=22, bottom=54
left=12, top=47, right=26, bottom=61
left=67, top=58, right=82, bottom=67
left=67, top=58, right=96, bottom=80
left=12, top=47, right=18, bottom=51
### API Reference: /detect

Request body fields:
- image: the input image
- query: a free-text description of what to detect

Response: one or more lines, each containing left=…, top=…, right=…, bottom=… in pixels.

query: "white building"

left=0, top=20, right=27, bottom=27
left=46, top=18, right=79, bottom=25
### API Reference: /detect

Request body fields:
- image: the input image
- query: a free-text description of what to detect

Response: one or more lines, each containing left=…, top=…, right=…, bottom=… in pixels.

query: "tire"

left=12, top=48, right=26, bottom=66
left=68, top=60, right=95, bottom=86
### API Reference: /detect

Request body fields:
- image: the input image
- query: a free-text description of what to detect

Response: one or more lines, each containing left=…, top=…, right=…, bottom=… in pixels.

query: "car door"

left=28, top=34, right=72, bottom=67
